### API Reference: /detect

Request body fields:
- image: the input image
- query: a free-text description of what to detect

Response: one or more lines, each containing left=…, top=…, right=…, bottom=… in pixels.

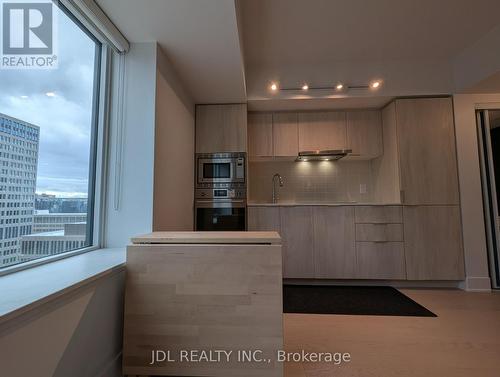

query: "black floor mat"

left=283, top=285, right=437, bottom=317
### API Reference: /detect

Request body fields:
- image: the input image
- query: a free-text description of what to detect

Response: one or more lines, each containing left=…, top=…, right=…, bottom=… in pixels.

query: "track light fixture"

left=268, top=80, right=383, bottom=92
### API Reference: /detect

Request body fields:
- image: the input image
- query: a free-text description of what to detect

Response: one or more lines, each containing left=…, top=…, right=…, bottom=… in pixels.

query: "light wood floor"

left=283, top=289, right=500, bottom=377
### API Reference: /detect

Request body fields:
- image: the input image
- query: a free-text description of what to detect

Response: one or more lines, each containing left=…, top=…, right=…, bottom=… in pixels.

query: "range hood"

left=295, top=149, right=352, bottom=161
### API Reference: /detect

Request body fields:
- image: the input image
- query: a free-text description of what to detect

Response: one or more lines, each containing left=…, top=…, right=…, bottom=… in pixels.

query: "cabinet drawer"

left=356, top=242, right=406, bottom=279
left=355, top=223, right=403, bottom=241
left=355, top=206, right=402, bottom=223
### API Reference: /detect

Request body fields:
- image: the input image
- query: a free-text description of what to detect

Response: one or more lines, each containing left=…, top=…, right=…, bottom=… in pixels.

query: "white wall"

left=0, top=42, right=197, bottom=377
left=453, top=93, right=500, bottom=291
left=153, top=46, right=195, bottom=231
left=104, top=41, right=196, bottom=243
left=104, top=43, right=157, bottom=247
left=0, top=270, right=125, bottom=377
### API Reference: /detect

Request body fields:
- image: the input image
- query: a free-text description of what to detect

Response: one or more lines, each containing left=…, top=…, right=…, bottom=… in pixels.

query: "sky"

left=0, top=4, right=97, bottom=198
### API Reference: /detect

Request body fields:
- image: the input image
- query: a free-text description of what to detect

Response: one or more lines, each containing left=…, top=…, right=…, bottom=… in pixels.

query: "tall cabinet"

left=396, top=98, right=459, bottom=205
left=196, top=104, right=247, bottom=153
left=394, top=98, right=464, bottom=280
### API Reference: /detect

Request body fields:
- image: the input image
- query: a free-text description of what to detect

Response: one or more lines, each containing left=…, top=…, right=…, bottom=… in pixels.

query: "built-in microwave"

left=196, top=152, right=245, bottom=185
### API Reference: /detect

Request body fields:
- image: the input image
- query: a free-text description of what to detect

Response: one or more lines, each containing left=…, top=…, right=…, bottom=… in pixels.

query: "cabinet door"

left=403, top=205, right=465, bottom=280
left=395, top=98, right=459, bottom=205
left=280, top=206, right=314, bottom=278
left=313, top=206, right=356, bottom=278
left=346, top=110, right=383, bottom=159
left=196, top=104, right=247, bottom=153
left=273, top=112, right=298, bottom=157
left=298, top=112, right=347, bottom=151
left=247, top=206, right=280, bottom=232
left=248, top=113, right=273, bottom=158
left=356, top=242, right=406, bottom=279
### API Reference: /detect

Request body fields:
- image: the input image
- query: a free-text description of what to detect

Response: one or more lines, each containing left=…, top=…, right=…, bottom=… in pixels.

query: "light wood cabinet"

left=280, top=206, right=315, bottom=278
left=196, top=104, right=247, bottom=153
left=372, top=103, right=402, bottom=202
left=355, top=223, right=403, bottom=242
left=248, top=113, right=273, bottom=158
left=248, top=204, right=413, bottom=280
left=313, top=206, right=356, bottom=278
left=247, top=206, right=280, bottom=232
left=346, top=110, right=383, bottom=159
left=273, top=112, right=299, bottom=157
left=247, top=110, right=383, bottom=159
left=298, top=112, right=347, bottom=151
left=124, top=239, right=283, bottom=377
left=356, top=242, right=406, bottom=279
left=403, top=205, right=465, bottom=280
left=355, top=205, right=402, bottom=223
left=395, top=98, right=459, bottom=205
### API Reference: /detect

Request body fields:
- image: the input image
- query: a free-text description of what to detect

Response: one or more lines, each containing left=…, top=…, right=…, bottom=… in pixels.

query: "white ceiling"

left=96, top=0, right=500, bottom=109
left=240, top=0, right=500, bottom=66
left=240, top=0, right=500, bottom=104
left=96, top=0, right=246, bottom=104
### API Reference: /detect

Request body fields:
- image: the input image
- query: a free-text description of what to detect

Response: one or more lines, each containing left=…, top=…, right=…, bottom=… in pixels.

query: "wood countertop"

left=131, top=231, right=281, bottom=244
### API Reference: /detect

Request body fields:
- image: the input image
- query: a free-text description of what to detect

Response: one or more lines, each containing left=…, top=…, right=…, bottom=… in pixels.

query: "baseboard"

left=284, top=279, right=463, bottom=289
left=463, top=276, right=492, bottom=291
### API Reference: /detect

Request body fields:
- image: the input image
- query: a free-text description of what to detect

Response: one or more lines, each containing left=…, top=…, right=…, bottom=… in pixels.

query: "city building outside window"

left=0, top=1, right=102, bottom=269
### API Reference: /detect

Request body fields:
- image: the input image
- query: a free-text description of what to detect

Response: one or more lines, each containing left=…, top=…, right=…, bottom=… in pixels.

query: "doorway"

left=477, top=109, right=500, bottom=289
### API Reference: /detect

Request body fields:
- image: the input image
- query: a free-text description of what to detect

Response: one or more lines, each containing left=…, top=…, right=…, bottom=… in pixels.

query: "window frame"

left=0, top=3, right=112, bottom=277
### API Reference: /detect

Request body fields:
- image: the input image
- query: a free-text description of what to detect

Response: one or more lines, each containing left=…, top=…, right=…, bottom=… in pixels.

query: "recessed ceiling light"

left=370, top=80, right=381, bottom=89
left=270, top=83, right=278, bottom=91
left=45, top=92, right=56, bottom=97
left=302, top=84, right=309, bottom=91
left=20, top=95, right=28, bottom=99
left=336, top=83, right=344, bottom=91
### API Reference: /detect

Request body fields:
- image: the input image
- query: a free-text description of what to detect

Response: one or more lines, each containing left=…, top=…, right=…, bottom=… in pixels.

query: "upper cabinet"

left=346, top=110, right=383, bottom=159
left=196, top=104, right=247, bottom=153
left=247, top=110, right=383, bottom=160
left=273, top=112, right=298, bottom=157
left=247, top=112, right=298, bottom=160
left=298, top=112, right=347, bottom=151
left=395, top=98, right=459, bottom=205
left=248, top=113, right=273, bottom=157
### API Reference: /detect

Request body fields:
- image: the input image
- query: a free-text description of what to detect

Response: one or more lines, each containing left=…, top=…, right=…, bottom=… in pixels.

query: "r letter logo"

left=1, top=0, right=58, bottom=69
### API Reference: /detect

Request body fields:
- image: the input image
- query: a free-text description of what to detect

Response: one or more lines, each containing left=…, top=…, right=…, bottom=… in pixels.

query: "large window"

left=0, top=2, right=102, bottom=269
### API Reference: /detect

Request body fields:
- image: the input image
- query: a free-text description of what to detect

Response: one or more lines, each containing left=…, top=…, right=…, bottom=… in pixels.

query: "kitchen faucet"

left=272, top=173, right=284, bottom=203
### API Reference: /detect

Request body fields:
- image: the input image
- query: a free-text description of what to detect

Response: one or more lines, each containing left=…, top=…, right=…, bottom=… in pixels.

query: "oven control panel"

left=195, top=188, right=246, bottom=199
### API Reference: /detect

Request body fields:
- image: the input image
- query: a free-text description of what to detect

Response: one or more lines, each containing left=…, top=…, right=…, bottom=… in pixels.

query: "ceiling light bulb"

left=270, top=83, right=278, bottom=91
left=302, top=84, right=309, bottom=91
left=45, top=92, right=56, bottom=97
left=336, top=83, right=344, bottom=90
left=370, top=81, right=381, bottom=89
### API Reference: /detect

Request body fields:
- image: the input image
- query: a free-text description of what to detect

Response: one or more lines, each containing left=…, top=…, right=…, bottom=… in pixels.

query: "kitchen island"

left=122, top=231, right=283, bottom=377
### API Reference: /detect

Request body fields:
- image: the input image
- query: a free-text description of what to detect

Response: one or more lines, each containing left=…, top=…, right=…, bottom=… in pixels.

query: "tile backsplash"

left=249, top=160, right=374, bottom=203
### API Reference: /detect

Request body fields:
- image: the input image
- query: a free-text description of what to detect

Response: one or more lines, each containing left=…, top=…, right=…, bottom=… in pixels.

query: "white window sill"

left=0, top=248, right=126, bottom=325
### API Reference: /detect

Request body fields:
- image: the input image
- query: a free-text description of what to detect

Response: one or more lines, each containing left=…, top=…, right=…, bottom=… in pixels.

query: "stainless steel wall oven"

left=195, top=152, right=247, bottom=231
